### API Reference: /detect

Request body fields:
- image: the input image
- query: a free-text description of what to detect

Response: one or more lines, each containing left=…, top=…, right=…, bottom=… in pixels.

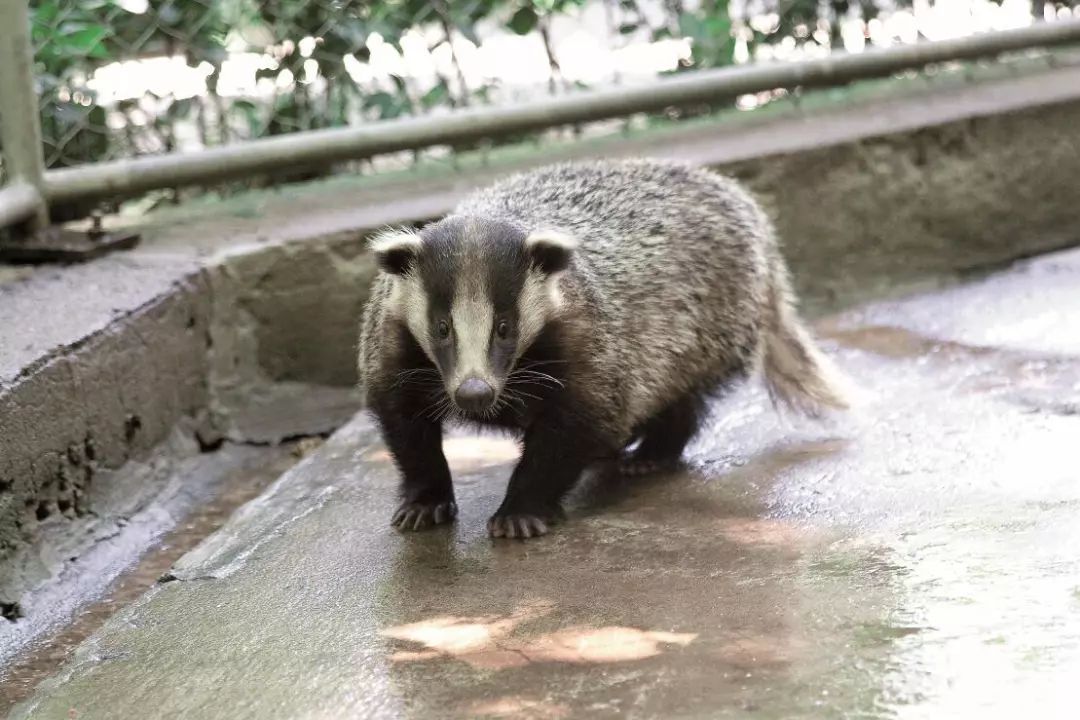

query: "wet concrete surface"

left=0, top=441, right=314, bottom=715
left=0, top=436, right=296, bottom=670
left=8, top=247, right=1080, bottom=719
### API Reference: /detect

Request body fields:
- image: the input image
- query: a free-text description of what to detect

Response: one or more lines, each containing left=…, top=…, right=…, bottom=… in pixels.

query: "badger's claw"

left=392, top=500, right=457, bottom=531
left=487, top=513, right=551, bottom=539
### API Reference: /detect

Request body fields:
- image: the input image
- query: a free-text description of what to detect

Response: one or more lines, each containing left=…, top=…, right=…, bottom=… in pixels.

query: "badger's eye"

left=496, top=320, right=509, bottom=339
left=436, top=319, right=450, bottom=339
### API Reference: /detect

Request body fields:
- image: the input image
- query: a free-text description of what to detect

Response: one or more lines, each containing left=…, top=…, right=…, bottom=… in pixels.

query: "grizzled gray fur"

left=359, top=158, right=848, bottom=539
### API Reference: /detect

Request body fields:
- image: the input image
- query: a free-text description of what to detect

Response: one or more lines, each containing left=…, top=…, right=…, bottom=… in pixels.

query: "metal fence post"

left=0, top=0, right=49, bottom=232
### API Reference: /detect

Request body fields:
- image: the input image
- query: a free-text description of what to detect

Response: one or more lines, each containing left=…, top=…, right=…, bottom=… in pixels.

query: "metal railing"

left=3, top=1, right=1080, bottom=246
left=0, top=0, right=48, bottom=233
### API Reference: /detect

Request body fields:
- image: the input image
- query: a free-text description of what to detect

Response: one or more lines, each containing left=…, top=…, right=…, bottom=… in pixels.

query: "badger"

left=359, top=158, right=848, bottom=539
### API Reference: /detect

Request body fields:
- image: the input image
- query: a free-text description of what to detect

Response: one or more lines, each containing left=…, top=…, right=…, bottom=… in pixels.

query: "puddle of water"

left=0, top=444, right=310, bottom=714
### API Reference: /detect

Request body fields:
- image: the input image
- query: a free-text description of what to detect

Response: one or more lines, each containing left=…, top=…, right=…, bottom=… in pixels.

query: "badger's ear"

left=525, top=229, right=578, bottom=276
left=370, top=228, right=423, bottom=276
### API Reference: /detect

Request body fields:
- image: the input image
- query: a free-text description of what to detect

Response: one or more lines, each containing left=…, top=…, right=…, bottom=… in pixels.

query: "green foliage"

left=508, top=6, right=540, bottom=34
left=675, top=2, right=734, bottom=69
left=31, top=1, right=114, bottom=169
left=32, top=0, right=112, bottom=72
left=22, top=0, right=1072, bottom=178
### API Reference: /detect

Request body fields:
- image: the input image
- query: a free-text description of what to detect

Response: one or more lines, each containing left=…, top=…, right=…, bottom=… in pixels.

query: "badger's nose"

left=455, top=377, right=495, bottom=413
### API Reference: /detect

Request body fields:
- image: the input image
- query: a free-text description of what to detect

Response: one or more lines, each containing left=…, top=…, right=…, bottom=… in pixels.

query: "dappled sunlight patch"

left=380, top=600, right=696, bottom=670
left=381, top=599, right=554, bottom=669
left=515, top=626, right=697, bottom=665
left=383, top=613, right=525, bottom=655
left=442, top=435, right=521, bottom=471
left=467, top=695, right=571, bottom=719
left=366, top=435, right=519, bottom=471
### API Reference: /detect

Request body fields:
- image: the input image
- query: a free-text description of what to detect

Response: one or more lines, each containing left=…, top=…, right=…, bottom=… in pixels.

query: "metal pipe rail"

left=0, top=0, right=48, bottom=231
left=3, top=16, right=1080, bottom=229
left=0, top=184, right=43, bottom=230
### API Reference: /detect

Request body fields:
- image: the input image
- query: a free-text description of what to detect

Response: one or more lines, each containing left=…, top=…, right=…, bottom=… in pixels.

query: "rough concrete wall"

left=227, top=232, right=377, bottom=387
left=725, top=101, right=1080, bottom=313
left=202, top=232, right=378, bottom=443
left=0, top=274, right=211, bottom=608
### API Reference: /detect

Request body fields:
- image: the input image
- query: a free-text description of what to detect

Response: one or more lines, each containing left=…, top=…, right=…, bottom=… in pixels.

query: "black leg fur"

left=621, top=393, right=708, bottom=476
left=488, top=407, right=614, bottom=539
left=373, top=393, right=457, bottom=531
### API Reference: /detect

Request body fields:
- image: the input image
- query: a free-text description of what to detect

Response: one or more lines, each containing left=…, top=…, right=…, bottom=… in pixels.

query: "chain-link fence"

left=27, top=0, right=1080, bottom=174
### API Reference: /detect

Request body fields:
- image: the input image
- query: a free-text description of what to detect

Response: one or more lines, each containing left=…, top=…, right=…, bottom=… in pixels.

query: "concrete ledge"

left=2, top=60, right=1080, bottom=611
left=0, top=265, right=210, bottom=606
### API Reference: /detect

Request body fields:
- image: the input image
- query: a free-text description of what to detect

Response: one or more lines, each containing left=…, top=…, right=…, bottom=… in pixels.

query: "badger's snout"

left=454, top=376, right=495, bottom=413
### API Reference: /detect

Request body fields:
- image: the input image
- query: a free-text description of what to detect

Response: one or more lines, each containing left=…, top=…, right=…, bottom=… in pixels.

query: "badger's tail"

left=762, top=256, right=851, bottom=418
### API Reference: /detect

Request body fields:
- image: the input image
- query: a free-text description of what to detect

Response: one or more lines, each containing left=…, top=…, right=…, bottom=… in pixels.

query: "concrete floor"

left=9, top=247, right=1080, bottom=719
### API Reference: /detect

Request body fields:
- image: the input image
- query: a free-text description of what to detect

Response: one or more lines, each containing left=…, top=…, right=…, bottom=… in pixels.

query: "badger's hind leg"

left=621, top=394, right=709, bottom=476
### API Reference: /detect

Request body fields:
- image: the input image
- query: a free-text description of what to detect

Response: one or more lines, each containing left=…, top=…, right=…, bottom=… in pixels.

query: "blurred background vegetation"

left=17, top=0, right=1080, bottom=203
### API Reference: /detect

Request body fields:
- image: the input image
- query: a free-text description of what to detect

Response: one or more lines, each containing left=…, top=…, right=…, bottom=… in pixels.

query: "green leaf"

left=58, top=21, right=92, bottom=35
left=168, top=97, right=195, bottom=119
left=363, top=91, right=394, bottom=111
left=618, top=22, right=638, bottom=35
left=421, top=82, right=449, bottom=109
left=471, top=84, right=494, bottom=104
left=704, top=15, right=732, bottom=38
left=33, top=1, right=60, bottom=25
left=677, top=7, right=734, bottom=68
left=678, top=11, right=704, bottom=40
left=507, top=6, right=539, bottom=35
left=61, top=26, right=110, bottom=58
left=363, top=90, right=408, bottom=120
left=230, top=99, right=262, bottom=136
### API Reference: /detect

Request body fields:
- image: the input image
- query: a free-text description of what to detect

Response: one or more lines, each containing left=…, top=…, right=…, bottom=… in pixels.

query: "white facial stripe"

left=517, top=270, right=550, bottom=353
left=451, top=290, right=494, bottom=384
left=446, top=239, right=496, bottom=386
left=386, top=274, right=436, bottom=362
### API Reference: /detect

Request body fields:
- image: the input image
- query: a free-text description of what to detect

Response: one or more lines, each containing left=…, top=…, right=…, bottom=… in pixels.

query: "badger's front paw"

left=392, top=499, right=457, bottom=531
left=487, top=512, right=553, bottom=539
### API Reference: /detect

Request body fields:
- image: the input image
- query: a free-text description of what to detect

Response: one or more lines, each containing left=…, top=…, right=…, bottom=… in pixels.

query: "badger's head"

left=371, top=216, right=576, bottom=417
